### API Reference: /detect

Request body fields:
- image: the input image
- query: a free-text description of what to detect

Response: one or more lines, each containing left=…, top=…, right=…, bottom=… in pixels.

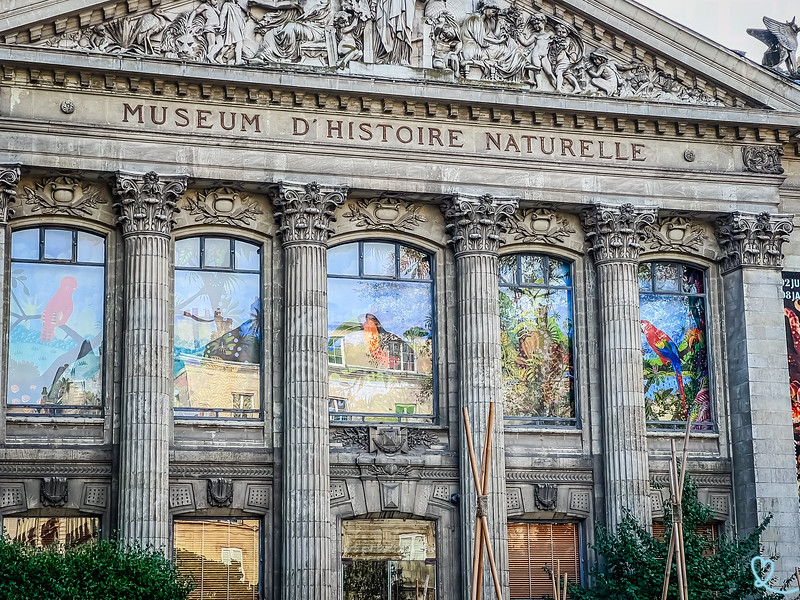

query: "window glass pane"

left=5, top=517, right=98, bottom=547
left=400, top=246, right=431, bottom=280
left=641, top=282, right=710, bottom=426
left=342, top=519, right=436, bottom=600
left=500, top=286, right=575, bottom=419
left=683, top=266, right=705, bottom=294
left=77, top=232, right=105, bottom=264
left=363, top=242, right=396, bottom=277
left=176, top=238, right=200, bottom=268
left=508, top=523, right=579, bottom=600
left=174, top=270, right=261, bottom=418
left=44, top=229, right=73, bottom=260
left=204, top=238, right=232, bottom=269
left=11, top=229, right=39, bottom=260
left=328, top=277, right=434, bottom=418
left=175, top=519, right=260, bottom=600
left=637, top=263, right=652, bottom=291
left=654, top=262, right=680, bottom=292
left=499, top=256, right=517, bottom=284
left=520, top=255, right=545, bottom=284
left=235, top=241, right=260, bottom=271
left=548, top=258, right=571, bottom=287
left=7, top=262, right=104, bottom=415
left=328, top=243, right=359, bottom=276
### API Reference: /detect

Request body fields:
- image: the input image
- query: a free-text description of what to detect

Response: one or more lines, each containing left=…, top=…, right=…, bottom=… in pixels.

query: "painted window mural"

left=327, top=241, right=434, bottom=422
left=781, top=272, right=800, bottom=499
left=499, top=254, right=575, bottom=424
left=7, top=228, right=105, bottom=416
left=173, top=237, right=261, bottom=419
left=639, top=262, right=711, bottom=428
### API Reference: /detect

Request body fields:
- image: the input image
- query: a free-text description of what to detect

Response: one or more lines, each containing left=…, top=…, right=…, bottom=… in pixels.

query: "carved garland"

left=342, top=198, right=426, bottom=231
left=716, top=211, right=793, bottom=272
left=186, top=188, right=262, bottom=227
left=642, top=216, right=709, bottom=254
left=505, top=208, right=576, bottom=246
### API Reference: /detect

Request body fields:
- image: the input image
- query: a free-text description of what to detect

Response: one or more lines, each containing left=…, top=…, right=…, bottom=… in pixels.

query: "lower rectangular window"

left=174, top=518, right=260, bottom=600
left=4, top=517, right=98, bottom=547
left=508, top=522, right=580, bottom=600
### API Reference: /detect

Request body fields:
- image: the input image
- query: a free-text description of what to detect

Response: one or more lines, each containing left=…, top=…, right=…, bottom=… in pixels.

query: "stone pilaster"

left=114, top=171, right=186, bottom=549
left=583, top=203, right=656, bottom=530
left=0, top=166, right=20, bottom=434
left=716, top=211, right=800, bottom=577
left=273, top=181, right=347, bottom=600
left=445, top=194, right=516, bottom=600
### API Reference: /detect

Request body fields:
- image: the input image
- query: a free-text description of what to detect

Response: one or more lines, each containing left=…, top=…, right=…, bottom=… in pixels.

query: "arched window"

left=173, top=237, right=261, bottom=419
left=7, top=228, right=105, bottom=416
left=639, top=262, right=711, bottom=428
left=499, top=254, right=576, bottom=425
left=327, top=241, right=435, bottom=422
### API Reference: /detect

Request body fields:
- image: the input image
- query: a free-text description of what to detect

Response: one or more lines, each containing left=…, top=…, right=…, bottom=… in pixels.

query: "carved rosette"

left=342, top=198, right=426, bottom=231
left=40, top=477, right=69, bottom=507
left=22, top=176, right=107, bottom=217
left=642, top=216, right=709, bottom=253
left=0, top=165, right=21, bottom=224
left=273, top=181, right=348, bottom=245
left=443, top=194, right=518, bottom=256
left=583, top=204, right=656, bottom=263
left=113, top=171, right=187, bottom=237
left=505, top=208, right=577, bottom=245
left=186, top=187, right=262, bottom=227
left=207, top=478, right=234, bottom=507
left=742, top=145, right=785, bottom=175
left=716, top=212, right=793, bottom=272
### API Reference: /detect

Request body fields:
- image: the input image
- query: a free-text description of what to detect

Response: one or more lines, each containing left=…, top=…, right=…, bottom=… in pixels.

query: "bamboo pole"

left=671, top=441, right=686, bottom=600
left=563, top=573, right=568, bottom=600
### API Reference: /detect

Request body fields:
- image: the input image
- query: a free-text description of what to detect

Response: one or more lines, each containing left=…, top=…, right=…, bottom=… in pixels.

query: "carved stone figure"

left=187, top=0, right=224, bottom=61
left=586, top=48, right=621, bottom=96
left=460, top=0, right=525, bottom=81
left=548, top=22, right=582, bottom=92
left=161, top=11, right=208, bottom=60
left=430, top=10, right=462, bottom=73
left=218, top=0, right=251, bottom=64
left=248, top=0, right=331, bottom=65
left=747, top=16, right=800, bottom=75
left=133, top=9, right=172, bottom=54
left=374, top=0, right=415, bottom=65
left=518, top=12, right=553, bottom=87
left=333, top=10, right=363, bottom=68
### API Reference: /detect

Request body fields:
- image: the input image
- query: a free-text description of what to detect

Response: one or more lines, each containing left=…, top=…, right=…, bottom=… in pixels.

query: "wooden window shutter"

left=508, top=523, right=580, bottom=599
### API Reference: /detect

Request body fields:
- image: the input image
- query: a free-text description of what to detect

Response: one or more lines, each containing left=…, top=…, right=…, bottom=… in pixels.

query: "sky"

left=637, top=0, right=791, bottom=64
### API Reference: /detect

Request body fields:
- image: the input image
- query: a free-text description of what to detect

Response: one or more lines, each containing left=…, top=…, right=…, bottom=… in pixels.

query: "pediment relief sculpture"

left=9, top=0, right=731, bottom=106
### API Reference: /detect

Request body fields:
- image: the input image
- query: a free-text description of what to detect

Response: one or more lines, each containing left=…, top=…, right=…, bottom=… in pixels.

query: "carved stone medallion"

left=40, top=477, right=69, bottom=507
left=643, top=217, right=708, bottom=253
left=505, top=208, right=576, bottom=245
left=207, top=478, right=234, bottom=507
left=186, top=188, right=262, bottom=227
left=21, top=176, right=106, bottom=217
left=342, top=198, right=426, bottom=231
left=742, top=145, right=785, bottom=175
left=534, top=483, right=558, bottom=510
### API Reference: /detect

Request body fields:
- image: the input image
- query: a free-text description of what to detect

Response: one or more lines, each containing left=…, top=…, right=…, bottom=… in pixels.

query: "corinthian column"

left=114, top=171, right=186, bottom=549
left=583, top=203, right=656, bottom=530
left=273, top=181, right=347, bottom=600
left=0, top=166, right=20, bottom=426
left=716, top=212, right=800, bottom=578
left=445, top=194, right=517, bottom=600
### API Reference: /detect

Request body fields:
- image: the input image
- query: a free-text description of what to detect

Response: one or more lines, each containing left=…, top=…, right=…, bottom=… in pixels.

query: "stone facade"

left=2, top=0, right=800, bottom=597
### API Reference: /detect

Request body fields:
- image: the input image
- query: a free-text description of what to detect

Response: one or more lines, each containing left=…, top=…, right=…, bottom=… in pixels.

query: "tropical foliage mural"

left=499, top=255, right=575, bottom=421
left=173, top=237, right=261, bottom=418
left=7, top=228, right=105, bottom=415
left=327, top=242, right=434, bottom=420
left=639, top=262, right=711, bottom=427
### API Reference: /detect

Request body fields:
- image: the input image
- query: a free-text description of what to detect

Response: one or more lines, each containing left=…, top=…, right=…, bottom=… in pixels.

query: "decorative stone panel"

left=380, top=481, right=401, bottom=510
left=650, top=491, right=665, bottom=519
left=331, top=482, right=348, bottom=502
left=708, top=493, right=730, bottom=519
left=21, top=176, right=107, bottom=217
left=567, top=489, right=591, bottom=517
left=432, top=484, right=451, bottom=504
left=506, top=488, right=524, bottom=516
left=245, top=484, right=271, bottom=511
left=169, top=484, right=195, bottom=510
left=40, top=477, right=68, bottom=507
left=81, top=484, right=109, bottom=510
left=0, top=165, right=21, bottom=223
left=0, top=483, right=26, bottom=513
left=207, top=478, right=234, bottom=507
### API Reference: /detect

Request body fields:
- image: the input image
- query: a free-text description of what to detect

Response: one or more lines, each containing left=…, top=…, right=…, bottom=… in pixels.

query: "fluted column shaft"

left=274, top=182, right=347, bottom=600
left=584, top=204, right=655, bottom=530
left=446, top=194, right=516, bottom=600
left=114, top=171, right=186, bottom=549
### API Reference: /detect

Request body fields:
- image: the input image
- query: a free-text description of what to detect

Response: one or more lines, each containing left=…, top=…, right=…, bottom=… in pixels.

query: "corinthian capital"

left=582, top=203, right=656, bottom=264
left=715, top=211, right=793, bottom=273
left=443, top=194, right=518, bottom=256
left=0, top=165, right=21, bottom=224
left=273, top=181, right=348, bottom=245
left=113, top=171, right=187, bottom=237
